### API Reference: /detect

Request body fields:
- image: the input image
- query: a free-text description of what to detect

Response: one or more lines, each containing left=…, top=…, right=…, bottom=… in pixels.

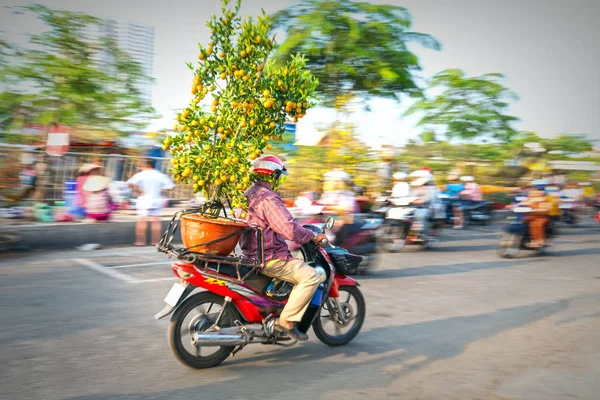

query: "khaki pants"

left=262, top=258, right=326, bottom=322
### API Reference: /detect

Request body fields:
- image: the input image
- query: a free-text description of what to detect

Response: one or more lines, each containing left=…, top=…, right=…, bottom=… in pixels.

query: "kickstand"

left=231, top=344, right=245, bottom=357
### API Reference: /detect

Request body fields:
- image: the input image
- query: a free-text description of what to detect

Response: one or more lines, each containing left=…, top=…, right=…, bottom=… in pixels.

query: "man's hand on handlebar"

left=312, top=233, right=328, bottom=245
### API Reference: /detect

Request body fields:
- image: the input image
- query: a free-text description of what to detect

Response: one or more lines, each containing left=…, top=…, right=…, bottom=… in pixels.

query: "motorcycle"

left=377, top=197, right=440, bottom=252
left=156, top=217, right=366, bottom=369
left=559, top=197, right=579, bottom=225
left=438, top=194, right=492, bottom=227
left=497, top=205, right=555, bottom=258
left=289, top=205, right=381, bottom=274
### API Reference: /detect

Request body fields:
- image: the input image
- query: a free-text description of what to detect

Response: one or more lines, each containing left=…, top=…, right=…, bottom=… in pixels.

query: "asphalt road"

left=1, top=221, right=599, bottom=400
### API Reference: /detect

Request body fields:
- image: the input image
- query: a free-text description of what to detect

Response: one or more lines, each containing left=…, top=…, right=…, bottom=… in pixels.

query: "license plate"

left=164, top=283, right=186, bottom=307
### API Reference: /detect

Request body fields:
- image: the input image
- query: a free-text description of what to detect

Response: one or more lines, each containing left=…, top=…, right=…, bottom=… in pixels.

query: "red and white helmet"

left=250, top=155, right=288, bottom=178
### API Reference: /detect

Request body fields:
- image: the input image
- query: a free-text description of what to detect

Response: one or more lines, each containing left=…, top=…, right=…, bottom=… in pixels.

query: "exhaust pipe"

left=191, top=332, right=249, bottom=347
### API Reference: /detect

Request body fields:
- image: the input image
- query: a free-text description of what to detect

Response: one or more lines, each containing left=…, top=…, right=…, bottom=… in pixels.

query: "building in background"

left=97, top=19, right=155, bottom=106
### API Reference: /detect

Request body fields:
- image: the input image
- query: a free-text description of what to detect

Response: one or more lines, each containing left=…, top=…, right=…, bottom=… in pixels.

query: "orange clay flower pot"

left=180, top=214, right=248, bottom=256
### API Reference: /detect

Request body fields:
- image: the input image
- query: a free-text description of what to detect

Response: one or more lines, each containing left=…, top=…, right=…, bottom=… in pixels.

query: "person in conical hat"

left=83, top=175, right=114, bottom=222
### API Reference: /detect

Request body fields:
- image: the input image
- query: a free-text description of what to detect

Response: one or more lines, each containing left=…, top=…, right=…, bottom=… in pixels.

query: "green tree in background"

left=406, top=68, right=519, bottom=142
left=271, top=0, right=440, bottom=106
left=0, top=5, right=155, bottom=132
left=544, top=134, right=593, bottom=154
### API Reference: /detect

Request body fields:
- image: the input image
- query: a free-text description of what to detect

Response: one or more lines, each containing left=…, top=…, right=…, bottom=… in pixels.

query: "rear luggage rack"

left=157, top=201, right=266, bottom=284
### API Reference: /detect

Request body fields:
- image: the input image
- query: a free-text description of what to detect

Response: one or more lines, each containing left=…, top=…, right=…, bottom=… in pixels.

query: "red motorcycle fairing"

left=171, top=263, right=283, bottom=323
left=171, top=254, right=360, bottom=323
left=315, top=246, right=360, bottom=297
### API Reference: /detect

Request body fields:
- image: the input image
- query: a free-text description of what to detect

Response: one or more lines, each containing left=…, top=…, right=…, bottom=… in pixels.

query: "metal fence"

left=0, top=144, right=193, bottom=203
left=1, top=144, right=391, bottom=204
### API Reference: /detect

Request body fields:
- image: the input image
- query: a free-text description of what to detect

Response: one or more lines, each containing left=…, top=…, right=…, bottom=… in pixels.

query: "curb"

left=4, top=219, right=175, bottom=252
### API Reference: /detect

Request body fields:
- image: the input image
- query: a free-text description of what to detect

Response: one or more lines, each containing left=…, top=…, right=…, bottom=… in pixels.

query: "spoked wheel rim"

left=319, top=288, right=362, bottom=340
left=381, top=225, right=406, bottom=252
left=424, top=232, right=441, bottom=249
left=178, top=301, right=225, bottom=358
left=498, top=233, right=520, bottom=258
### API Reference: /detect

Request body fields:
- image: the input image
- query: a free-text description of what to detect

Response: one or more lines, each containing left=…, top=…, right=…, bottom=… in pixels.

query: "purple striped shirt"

left=240, top=181, right=315, bottom=262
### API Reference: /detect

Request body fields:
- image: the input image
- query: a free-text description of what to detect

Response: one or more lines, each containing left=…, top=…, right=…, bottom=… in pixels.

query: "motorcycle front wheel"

left=313, top=286, right=365, bottom=346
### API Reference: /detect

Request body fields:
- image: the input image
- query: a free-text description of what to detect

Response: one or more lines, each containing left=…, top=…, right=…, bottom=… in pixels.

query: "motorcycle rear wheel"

left=168, top=292, right=240, bottom=369
left=379, top=224, right=406, bottom=253
left=313, top=286, right=365, bottom=346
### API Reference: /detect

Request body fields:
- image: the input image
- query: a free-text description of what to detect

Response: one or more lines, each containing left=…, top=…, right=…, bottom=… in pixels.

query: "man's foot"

left=274, top=320, right=308, bottom=341
left=133, top=242, right=146, bottom=247
left=530, top=240, right=545, bottom=249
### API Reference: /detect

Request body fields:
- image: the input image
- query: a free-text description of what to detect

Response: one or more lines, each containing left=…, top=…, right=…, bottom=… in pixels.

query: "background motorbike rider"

left=391, top=172, right=410, bottom=199
left=541, top=181, right=562, bottom=229
left=560, top=181, right=585, bottom=203
left=408, top=169, right=440, bottom=235
left=560, top=181, right=585, bottom=220
left=238, top=155, right=327, bottom=341
left=460, top=175, right=484, bottom=205
left=445, top=174, right=465, bottom=229
left=521, top=187, right=552, bottom=248
left=319, top=170, right=360, bottom=247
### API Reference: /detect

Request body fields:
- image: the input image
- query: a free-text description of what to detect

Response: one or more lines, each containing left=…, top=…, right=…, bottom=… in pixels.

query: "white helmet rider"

left=410, top=170, right=433, bottom=187
left=392, top=172, right=408, bottom=181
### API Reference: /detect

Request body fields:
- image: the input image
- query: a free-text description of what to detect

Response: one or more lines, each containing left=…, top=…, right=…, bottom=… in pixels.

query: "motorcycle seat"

left=203, top=261, right=255, bottom=278
left=465, top=200, right=487, bottom=209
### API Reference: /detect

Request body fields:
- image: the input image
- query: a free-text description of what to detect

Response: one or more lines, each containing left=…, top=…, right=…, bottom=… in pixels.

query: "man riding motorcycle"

left=445, top=174, right=465, bottom=229
left=409, top=170, right=439, bottom=235
left=239, top=155, right=326, bottom=341
left=391, top=172, right=410, bottom=199
left=318, top=170, right=360, bottom=246
left=460, top=176, right=483, bottom=204
left=540, top=181, right=562, bottom=228
left=520, top=187, right=551, bottom=248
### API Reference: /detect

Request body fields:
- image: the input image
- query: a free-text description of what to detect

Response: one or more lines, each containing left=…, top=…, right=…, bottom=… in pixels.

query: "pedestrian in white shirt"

left=127, top=159, right=175, bottom=246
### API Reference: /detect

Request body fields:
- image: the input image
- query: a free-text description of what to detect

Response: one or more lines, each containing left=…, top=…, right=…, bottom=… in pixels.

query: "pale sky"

left=1, top=0, right=599, bottom=147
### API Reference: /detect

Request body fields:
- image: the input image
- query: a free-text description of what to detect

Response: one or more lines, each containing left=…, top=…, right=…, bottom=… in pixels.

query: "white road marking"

left=74, top=258, right=140, bottom=284
left=107, top=261, right=173, bottom=269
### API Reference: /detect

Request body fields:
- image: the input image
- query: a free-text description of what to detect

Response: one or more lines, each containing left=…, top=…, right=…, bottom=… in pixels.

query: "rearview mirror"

left=326, top=217, right=334, bottom=230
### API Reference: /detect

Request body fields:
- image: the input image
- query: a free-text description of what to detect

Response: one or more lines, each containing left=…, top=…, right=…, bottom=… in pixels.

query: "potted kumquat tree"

left=163, top=0, right=318, bottom=255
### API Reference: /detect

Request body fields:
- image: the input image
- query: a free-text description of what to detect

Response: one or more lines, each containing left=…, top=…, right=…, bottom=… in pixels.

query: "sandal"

left=274, top=320, right=308, bottom=341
